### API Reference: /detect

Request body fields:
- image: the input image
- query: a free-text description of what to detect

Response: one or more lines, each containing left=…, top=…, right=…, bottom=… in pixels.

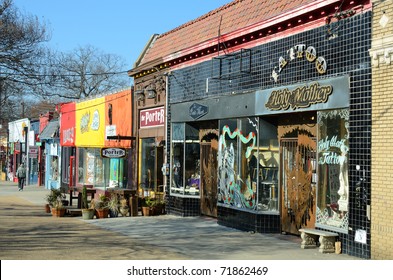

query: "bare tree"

left=41, top=45, right=130, bottom=100
left=0, top=0, right=50, bottom=122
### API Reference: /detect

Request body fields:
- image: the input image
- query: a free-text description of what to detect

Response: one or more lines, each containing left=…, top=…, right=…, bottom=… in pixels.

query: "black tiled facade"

left=167, top=12, right=372, bottom=259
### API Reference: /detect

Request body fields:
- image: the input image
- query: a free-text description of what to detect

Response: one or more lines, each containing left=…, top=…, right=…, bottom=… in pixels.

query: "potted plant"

left=81, top=185, right=95, bottom=220
left=107, top=193, right=119, bottom=218
left=141, top=197, right=155, bottom=216
left=154, top=200, right=166, bottom=215
left=94, top=194, right=109, bottom=218
left=46, top=189, right=66, bottom=217
left=119, top=198, right=129, bottom=217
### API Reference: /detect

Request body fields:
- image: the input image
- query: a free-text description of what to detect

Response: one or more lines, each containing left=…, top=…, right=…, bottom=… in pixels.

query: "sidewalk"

left=0, top=180, right=362, bottom=260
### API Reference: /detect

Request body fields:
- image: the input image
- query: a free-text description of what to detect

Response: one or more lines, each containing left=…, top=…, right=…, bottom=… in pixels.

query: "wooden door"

left=280, top=136, right=317, bottom=235
left=200, top=142, right=218, bottom=217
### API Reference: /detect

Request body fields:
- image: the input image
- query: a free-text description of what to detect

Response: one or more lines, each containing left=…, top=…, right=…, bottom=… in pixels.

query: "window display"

left=139, top=138, right=164, bottom=197
left=217, top=118, right=279, bottom=213
left=316, top=109, right=349, bottom=231
left=170, top=123, right=200, bottom=197
left=77, top=148, right=109, bottom=189
left=218, top=118, right=258, bottom=211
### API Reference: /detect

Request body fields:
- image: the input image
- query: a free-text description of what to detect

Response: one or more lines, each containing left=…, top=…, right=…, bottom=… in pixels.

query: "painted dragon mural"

left=218, top=125, right=257, bottom=210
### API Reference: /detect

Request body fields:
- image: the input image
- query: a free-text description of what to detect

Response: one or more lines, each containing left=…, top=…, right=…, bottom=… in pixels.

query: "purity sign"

left=101, top=147, right=126, bottom=158
left=140, top=107, right=165, bottom=128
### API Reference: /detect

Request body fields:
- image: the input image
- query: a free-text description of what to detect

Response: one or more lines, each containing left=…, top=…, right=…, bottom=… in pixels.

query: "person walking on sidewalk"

left=16, top=163, right=26, bottom=191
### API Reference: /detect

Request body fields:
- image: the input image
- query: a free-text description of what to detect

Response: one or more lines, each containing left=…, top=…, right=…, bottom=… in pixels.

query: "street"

left=0, top=180, right=361, bottom=260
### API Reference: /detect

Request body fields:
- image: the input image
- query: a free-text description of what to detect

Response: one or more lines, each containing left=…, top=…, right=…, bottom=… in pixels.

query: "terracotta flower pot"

left=51, top=208, right=66, bottom=217
left=95, top=208, right=109, bottom=219
left=45, top=204, right=51, bottom=213
left=142, top=206, right=153, bottom=216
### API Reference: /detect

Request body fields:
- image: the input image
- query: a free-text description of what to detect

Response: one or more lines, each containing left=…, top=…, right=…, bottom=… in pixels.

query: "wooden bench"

left=299, top=228, right=338, bottom=253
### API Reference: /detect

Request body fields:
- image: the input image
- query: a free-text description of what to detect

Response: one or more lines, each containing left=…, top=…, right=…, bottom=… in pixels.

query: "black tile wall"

left=167, top=196, right=200, bottom=217
left=167, top=12, right=372, bottom=259
left=218, top=206, right=280, bottom=233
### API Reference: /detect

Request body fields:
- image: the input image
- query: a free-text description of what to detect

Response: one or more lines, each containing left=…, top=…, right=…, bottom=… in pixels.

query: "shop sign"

left=140, top=107, right=164, bottom=128
left=101, top=147, right=126, bottom=158
left=29, top=146, right=38, bottom=158
left=265, top=82, right=333, bottom=111
left=189, top=103, right=208, bottom=120
left=62, top=127, right=74, bottom=145
left=272, top=44, right=327, bottom=82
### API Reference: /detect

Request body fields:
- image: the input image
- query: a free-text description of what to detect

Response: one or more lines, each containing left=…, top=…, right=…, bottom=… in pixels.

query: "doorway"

left=278, top=113, right=317, bottom=235
left=200, top=142, right=218, bottom=217
left=199, top=128, right=218, bottom=217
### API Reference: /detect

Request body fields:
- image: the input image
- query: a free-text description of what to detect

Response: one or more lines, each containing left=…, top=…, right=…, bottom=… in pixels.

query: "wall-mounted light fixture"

left=135, top=90, right=145, bottom=100
left=146, top=89, right=157, bottom=99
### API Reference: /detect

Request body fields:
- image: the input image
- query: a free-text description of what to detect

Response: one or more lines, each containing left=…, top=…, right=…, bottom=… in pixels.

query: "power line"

left=0, top=70, right=130, bottom=78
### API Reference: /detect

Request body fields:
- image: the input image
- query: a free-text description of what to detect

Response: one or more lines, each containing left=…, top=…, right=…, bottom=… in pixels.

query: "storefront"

left=166, top=6, right=371, bottom=258
left=59, top=102, right=77, bottom=189
left=27, top=120, right=40, bottom=185
left=138, top=106, right=166, bottom=198
left=74, top=89, right=133, bottom=192
left=40, top=120, right=60, bottom=189
left=7, top=118, right=29, bottom=182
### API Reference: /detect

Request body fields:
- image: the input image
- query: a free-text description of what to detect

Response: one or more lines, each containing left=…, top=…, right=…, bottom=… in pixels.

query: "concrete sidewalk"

left=0, top=180, right=362, bottom=260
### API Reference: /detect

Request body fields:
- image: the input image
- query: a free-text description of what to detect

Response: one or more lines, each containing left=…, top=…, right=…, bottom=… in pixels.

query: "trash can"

left=129, top=194, right=138, bottom=216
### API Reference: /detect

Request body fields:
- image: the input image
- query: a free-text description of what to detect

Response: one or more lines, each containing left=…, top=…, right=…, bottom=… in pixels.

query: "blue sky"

left=13, top=0, right=231, bottom=70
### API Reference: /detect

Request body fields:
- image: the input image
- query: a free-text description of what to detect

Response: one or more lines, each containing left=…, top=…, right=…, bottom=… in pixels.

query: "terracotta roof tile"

left=138, top=0, right=315, bottom=66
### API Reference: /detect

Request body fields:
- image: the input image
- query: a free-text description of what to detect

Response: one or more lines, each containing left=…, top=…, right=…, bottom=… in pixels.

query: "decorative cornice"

left=369, top=34, right=393, bottom=67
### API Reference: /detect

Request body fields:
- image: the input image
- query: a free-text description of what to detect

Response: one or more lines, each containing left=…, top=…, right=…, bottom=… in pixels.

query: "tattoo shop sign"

left=265, top=82, right=332, bottom=110
left=255, top=76, right=350, bottom=115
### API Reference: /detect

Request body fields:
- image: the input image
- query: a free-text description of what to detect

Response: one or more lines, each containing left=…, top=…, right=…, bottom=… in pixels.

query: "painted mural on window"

left=218, top=118, right=258, bottom=210
left=316, top=109, right=349, bottom=231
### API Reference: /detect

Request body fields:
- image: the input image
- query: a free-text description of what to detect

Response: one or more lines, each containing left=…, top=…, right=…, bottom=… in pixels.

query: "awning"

left=40, top=120, right=59, bottom=140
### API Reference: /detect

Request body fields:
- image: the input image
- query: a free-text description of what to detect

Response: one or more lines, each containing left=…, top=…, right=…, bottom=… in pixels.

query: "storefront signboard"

left=256, top=75, right=350, bottom=115
left=271, top=44, right=327, bottom=82
left=101, top=147, right=126, bottom=158
left=29, top=146, right=38, bottom=158
left=59, top=102, right=76, bottom=146
left=75, top=97, right=105, bottom=147
left=104, top=89, right=132, bottom=147
left=8, top=118, right=29, bottom=143
left=140, top=106, right=165, bottom=128
left=189, top=103, right=208, bottom=120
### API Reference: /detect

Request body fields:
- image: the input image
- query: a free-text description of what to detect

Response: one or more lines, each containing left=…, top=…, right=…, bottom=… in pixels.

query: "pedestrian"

left=16, top=163, right=26, bottom=191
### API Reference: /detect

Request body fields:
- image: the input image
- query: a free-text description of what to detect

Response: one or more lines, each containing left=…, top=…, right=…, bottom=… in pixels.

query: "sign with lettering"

left=189, top=103, right=208, bottom=120
left=272, top=44, right=327, bottom=82
left=140, top=106, right=165, bottom=128
left=265, top=82, right=333, bottom=110
left=256, top=76, right=350, bottom=115
left=59, top=102, right=76, bottom=146
left=101, top=147, right=126, bottom=158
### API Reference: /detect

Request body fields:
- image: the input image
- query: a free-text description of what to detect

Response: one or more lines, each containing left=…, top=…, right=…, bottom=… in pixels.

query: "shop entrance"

left=139, top=138, right=164, bottom=198
left=200, top=142, right=218, bottom=217
left=199, top=128, right=218, bottom=217
left=278, top=114, right=317, bottom=235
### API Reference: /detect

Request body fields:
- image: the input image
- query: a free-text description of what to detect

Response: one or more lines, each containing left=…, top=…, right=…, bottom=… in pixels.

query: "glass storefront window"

left=170, top=123, right=200, bottom=197
left=184, top=124, right=200, bottom=196
left=139, top=138, right=164, bottom=197
left=257, top=119, right=279, bottom=212
left=316, top=109, right=349, bottom=232
left=77, top=148, right=108, bottom=190
left=171, top=123, right=185, bottom=195
left=218, top=118, right=258, bottom=211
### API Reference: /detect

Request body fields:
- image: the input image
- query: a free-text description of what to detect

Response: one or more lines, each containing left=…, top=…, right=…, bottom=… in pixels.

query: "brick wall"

left=370, top=0, right=393, bottom=260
